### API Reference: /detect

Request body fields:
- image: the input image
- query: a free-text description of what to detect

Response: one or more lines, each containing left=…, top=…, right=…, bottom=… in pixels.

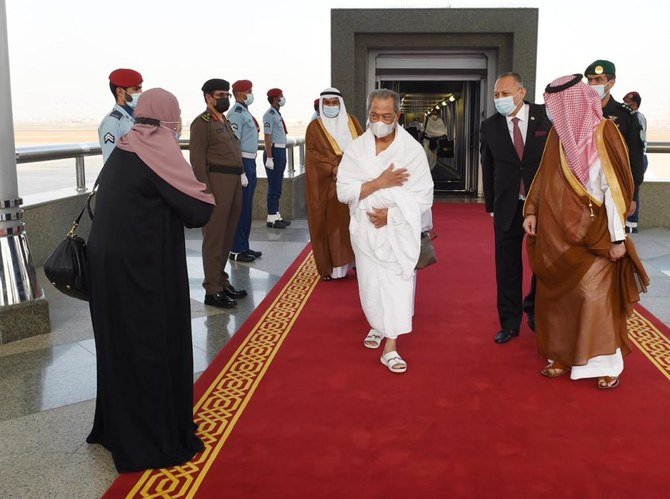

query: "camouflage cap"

left=584, top=60, right=616, bottom=77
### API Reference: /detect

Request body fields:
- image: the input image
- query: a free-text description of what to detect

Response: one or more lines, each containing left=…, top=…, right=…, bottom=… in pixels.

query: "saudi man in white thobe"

left=337, top=89, right=434, bottom=373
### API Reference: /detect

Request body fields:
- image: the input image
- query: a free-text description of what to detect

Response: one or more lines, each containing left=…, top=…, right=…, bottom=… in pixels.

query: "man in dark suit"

left=480, top=72, right=552, bottom=344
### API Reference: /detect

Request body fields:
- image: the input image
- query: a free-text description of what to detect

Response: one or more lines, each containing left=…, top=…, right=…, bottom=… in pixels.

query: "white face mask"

left=126, top=92, right=142, bottom=109
left=591, top=84, right=609, bottom=100
left=160, top=122, right=181, bottom=142
left=369, top=120, right=396, bottom=138
left=244, top=93, right=254, bottom=106
left=494, top=89, right=521, bottom=116
left=278, top=96, right=286, bottom=107
left=322, top=105, right=340, bottom=118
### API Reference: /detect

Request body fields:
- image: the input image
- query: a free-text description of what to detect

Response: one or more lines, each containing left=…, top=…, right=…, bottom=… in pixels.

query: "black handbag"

left=436, top=138, right=454, bottom=158
left=416, top=230, right=438, bottom=270
left=44, top=186, right=97, bottom=301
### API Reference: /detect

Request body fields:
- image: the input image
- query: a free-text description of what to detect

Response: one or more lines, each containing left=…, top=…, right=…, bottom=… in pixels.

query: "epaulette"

left=620, top=103, right=635, bottom=115
left=109, top=110, right=123, bottom=120
left=234, top=106, right=243, bottom=113
left=269, top=109, right=276, bottom=115
left=200, top=112, right=211, bottom=122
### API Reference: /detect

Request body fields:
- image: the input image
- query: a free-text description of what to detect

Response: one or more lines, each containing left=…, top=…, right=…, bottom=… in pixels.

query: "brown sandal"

left=541, top=362, right=569, bottom=378
left=597, top=376, right=620, bottom=390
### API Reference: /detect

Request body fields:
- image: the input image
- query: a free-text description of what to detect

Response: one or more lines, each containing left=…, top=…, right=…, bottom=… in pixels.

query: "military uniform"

left=601, top=98, right=644, bottom=188
left=263, top=92, right=288, bottom=224
left=585, top=60, right=644, bottom=197
left=227, top=89, right=260, bottom=257
left=98, top=104, right=134, bottom=162
left=190, top=109, right=243, bottom=295
left=98, top=68, right=143, bottom=162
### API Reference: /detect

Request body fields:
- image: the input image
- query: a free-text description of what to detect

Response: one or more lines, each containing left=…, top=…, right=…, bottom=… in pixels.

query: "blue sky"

left=6, top=0, right=669, bottom=125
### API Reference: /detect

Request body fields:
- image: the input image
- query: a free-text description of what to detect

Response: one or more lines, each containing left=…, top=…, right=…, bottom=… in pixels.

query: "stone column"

left=0, top=0, right=50, bottom=344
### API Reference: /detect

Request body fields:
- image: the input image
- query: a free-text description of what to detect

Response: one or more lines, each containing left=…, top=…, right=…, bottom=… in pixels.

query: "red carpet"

left=106, top=203, right=670, bottom=498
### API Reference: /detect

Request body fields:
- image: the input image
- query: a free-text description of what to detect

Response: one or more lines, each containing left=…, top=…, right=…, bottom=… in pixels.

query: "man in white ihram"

left=337, top=89, right=434, bottom=374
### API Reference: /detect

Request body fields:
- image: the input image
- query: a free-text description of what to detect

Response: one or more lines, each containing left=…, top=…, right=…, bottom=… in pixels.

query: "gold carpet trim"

left=125, top=252, right=319, bottom=498
left=628, top=309, right=670, bottom=381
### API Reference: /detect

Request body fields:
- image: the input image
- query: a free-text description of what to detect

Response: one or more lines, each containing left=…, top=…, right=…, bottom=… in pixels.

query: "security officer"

left=584, top=60, right=644, bottom=202
left=227, top=79, right=263, bottom=262
left=190, top=78, right=247, bottom=309
left=98, top=68, right=143, bottom=162
left=623, top=91, right=648, bottom=233
left=263, top=88, right=291, bottom=228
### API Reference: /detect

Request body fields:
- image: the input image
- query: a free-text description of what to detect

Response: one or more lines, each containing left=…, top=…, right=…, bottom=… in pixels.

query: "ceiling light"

left=441, top=101, right=447, bottom=106
left=449, top=95, right=456, bottom=102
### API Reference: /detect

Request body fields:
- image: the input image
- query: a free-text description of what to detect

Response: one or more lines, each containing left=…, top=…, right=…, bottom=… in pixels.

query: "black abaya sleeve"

left=149, top=172, right=214, bottom=228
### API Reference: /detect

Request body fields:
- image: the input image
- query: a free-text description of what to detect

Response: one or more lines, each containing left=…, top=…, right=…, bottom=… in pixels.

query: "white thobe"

left=337, top=127, right=434, bottom=339
left=570, top=157, right=626, bottom=380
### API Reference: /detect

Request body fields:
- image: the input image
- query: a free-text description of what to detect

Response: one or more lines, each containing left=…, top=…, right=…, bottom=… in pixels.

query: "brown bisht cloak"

left=305, top=114, right=363, bottom=277
left=524, top=120, right=650, bottom=367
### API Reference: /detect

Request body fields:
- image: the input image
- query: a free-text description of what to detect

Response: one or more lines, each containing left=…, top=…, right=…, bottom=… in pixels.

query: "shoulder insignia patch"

left=103, top=132, right=115, bottom=144
left=231, top=123, right=238, bottom=130
left=264, top=122, right=271, bottom=128
left=109, top=110, right=123, bottom=120
left=200, top=112, right=211, bottom=122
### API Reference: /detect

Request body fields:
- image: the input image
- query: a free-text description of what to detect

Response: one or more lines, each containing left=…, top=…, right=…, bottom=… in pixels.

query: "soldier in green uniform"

left=584, top=60, right=644, bottom=205
left=190, top=78, right=247, bottom=308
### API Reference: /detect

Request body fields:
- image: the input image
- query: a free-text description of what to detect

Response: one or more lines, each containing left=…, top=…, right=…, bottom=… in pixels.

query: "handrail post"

left=299, top=142, right=305, bottom=173
left=287, top=145, right=295, bottom=178
left=75, top=155, right=86, bottom=192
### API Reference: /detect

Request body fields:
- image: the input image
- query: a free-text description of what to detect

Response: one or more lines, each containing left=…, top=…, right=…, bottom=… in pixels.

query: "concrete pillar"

left=0, top=0, right=50, bottom=344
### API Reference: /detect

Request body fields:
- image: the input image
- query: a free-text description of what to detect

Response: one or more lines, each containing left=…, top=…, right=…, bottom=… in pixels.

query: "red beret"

left=232, top=80, right=253, bottom=92
left=267, top=88, right=283, bottom=98
left=109, top=68, right=143, bottom=87
left=313, top=98, right=319, bottom=106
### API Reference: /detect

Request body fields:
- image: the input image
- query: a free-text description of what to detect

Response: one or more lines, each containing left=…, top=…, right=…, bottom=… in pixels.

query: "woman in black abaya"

left=86, top=88, right=215, bottom=472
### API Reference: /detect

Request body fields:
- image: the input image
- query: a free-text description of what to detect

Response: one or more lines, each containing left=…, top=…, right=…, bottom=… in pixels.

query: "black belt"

left=208, top=164, right=243, bottom=175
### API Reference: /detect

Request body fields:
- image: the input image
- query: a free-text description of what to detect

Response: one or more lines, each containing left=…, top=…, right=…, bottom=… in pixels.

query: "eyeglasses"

left=368, top=112, right=396, bottom=124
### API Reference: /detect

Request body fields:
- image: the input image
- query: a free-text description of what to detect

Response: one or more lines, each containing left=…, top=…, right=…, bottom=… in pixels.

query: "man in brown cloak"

left=305, top=87, right=363, bottom=280
left=523, top=74, right=649, bottom=390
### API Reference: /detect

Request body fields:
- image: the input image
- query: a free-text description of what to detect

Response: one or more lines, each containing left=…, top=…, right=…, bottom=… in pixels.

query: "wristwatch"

left=613, top=240, right=625, bottom=245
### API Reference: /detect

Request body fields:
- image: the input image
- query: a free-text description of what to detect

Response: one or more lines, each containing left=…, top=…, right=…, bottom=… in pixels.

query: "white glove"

left=241, top=173, right=249, bottom=187
left=265, top=157, right=274, bottom=170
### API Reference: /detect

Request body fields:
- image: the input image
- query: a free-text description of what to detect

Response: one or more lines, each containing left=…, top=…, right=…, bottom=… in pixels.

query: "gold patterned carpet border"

left=125, top=251, right=319, bottom=499
left=628, top=309, right=670, bottom=381
left=119, top=256, right=670, bottom=498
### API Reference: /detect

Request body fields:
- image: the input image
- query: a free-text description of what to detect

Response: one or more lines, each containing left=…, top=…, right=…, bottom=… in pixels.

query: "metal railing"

left=15, top=138, right=306, bottom=193
left=14, top=138, right=668, bottom=195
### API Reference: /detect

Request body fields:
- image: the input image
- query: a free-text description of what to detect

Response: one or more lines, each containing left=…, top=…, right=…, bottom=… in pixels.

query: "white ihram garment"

left=337, top=126, right=434, bottom=338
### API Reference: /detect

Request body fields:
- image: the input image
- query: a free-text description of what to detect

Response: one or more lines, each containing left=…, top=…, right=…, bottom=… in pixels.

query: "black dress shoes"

left=246, top=249, right=262, bottom=258
left=229, top=251, right=255, bottom=262
left=494, top=329, right=519, bottom=344
left=204, top=292, right=237, bottom=309
left=223, top=283, right=247, bottom=299
left=267, top=219, right=289, bottom=229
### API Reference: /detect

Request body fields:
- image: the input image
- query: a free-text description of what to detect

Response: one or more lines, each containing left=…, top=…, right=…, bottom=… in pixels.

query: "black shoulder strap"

left=68, top=177, right=100, bottom=237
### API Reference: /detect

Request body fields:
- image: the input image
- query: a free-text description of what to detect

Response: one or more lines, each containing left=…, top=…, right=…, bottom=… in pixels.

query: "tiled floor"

left=0, top=214, right=668, bottom=498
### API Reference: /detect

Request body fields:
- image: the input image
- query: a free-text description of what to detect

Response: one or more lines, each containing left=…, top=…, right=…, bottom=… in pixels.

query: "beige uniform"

left=190, top=111, right=243, bottom=294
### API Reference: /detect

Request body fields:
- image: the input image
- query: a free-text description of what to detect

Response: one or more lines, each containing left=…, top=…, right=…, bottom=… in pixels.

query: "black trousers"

left=494, top=200, right=536, bottom=331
